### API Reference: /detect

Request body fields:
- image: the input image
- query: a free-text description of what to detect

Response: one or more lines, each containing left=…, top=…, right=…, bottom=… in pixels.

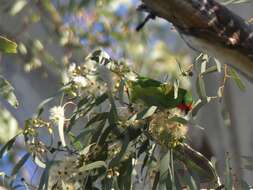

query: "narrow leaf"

left=0, top=36, right=17, bottom=53
left=229, top=68, right=246, bottom=91
left=183, top=169, right=198, bottom=190
left=152, top=171, right=160, bottom=190
left=201, top=65, right=218, bottom=75
left=34, top=155, right=46, bottom=168
left=0, top=136, right=17, bottom=159
left=79, top=161, right=107, bottom=172
left=38, top=161, right=52, bottom=190
left=168, top=116, right=188, bottom=125
left=11, top=152, right=30, bottom=176
left=0, top=75, right=19, bottom=108
left=196, top=76, right=207, bottom=100
left=84, top=112, right=108, bottom=128
left=225, top=156, right=233, bottom=190
left=10, top=0, right=27, bottom=16
left=214, top=58, right=222, bottom=72
left=137, top=106, right=157, bottom=119
left=190, top=99, right=206, bottom=117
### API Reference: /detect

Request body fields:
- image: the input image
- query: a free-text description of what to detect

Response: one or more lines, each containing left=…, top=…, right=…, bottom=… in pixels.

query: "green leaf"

left=79, top=161, right=107, bottom=172
left=0, top=75, right=19, bottom=108
left=195, top=53, right=209, bottom=74
left=214, top=58, right=222, bottom=72
left=118, top=157, right=133, bottom=189
left=76, top=97, right=89, bottom=109
left=152, top=171, right=160, bottom=190
left=0, top=135, right=17, bottom=159
left=200, top=56, right=207, bottom=74
left=222, top=0, right=252, bottom=5
left=76, top=128, right=97, bottom=143
left=225, top=156, right=233, bottom=190
left=94, top=93, right=108, bottom=106
left=11, top=152, right=30, bottom=176
left=173, top=79, right=179, bottom=99
left=159, top=150, right=175, bottom=190
left=68, top=132, right=83, bottom=150
left=229, top=68, right=246, bottom=92
left=168, top=116, right=188, bottom=125
left=190, top=99, right=205, bottom=117
left=0, top=105, right=20, bottom=144
left=0, top=172, right=14, bottom=189
left=90, top=119, right=107, bottom=145
left=221, top=104, right=231, bottom=128
left=112, top=176, right=120, bottom=190
left=109, top=131, right=129, bottom=168
left=201, top=65, right=218, bottom=75
left=141, top=154, right=149, bottom=174
left=0, top=36, right=17, bottom=54
left=137, top=106, right=157, bottom=119
left=33, top=155, right=46, bottom=168
left=182, top=169, right=198, bottom=190
left=196, top=76, right=207, bottom=100
left=137, top=139, right=149, bottom=157
left=84, top=112, right=108, bottom=128
left=79, top=143, right=96, bottom=155
left=10, top=0, right=28, bottom=16
left=118, top=80, right=125, bottom=105
left=176, top=143, right=221, bottom=184
left=38, top=161, right=52, bottom=190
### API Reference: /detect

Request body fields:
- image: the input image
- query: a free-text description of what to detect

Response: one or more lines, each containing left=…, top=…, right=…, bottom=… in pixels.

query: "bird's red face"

left=176, top=103, right=192, bottom=113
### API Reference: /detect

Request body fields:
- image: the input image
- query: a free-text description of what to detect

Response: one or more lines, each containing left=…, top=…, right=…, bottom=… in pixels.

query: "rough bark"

left=140, top=0, right=253, bottom=81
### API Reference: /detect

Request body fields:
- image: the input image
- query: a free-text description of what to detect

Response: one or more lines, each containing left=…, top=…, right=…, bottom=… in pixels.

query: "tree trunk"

left=140, top=0, right=253, bottom=81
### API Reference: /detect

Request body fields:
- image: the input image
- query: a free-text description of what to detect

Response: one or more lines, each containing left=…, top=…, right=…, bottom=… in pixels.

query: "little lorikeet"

left=128, top=76, right=193, bottom=112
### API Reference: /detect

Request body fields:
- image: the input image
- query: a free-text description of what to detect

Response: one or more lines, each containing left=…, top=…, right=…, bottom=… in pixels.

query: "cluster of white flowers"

left=64, top=61, right=107, bottom=97
left=66, top=63, right=90, bottom=88
left=149, top=108, right=188, bottom=148
left=49, top=106, right=65, bottom=123
left=63, top=49, right=142, bottom=100
left=72, top=75, right=88, bottom=88
left=48, top=155, right=87, bottom=190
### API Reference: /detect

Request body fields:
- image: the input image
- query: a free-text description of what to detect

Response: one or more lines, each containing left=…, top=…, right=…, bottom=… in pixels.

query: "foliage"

left=0, top=36, right=17, bottom=54
left=0, top=0, right=253, bottom=190
left=0, top=48, right=248, bottom=189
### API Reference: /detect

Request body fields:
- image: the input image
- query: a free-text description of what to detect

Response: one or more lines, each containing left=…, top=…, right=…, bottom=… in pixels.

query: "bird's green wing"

left=128, top=76, right=189, bottom=109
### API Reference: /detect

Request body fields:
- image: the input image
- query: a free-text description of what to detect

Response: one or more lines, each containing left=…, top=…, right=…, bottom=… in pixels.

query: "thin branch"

left=139, top=0, right=253, bottom=81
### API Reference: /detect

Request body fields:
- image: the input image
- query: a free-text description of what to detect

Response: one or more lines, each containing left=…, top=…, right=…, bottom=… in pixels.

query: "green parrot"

left=128, top=76, right=193, bottom=112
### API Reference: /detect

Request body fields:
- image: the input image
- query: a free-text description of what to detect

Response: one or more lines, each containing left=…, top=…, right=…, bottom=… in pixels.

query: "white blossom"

left=85, top=60, right=97, bottom=73
left=48, top=155, right=86, bottom=189
left=86, top=74, right=97, bottom=82
left=49, top=106, right=65, bottom=122
left=72, top=76, right=89, bottom=88
left=125, top=71, right=138, bottom=81
left=68, top=63, right=77, bottom=76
